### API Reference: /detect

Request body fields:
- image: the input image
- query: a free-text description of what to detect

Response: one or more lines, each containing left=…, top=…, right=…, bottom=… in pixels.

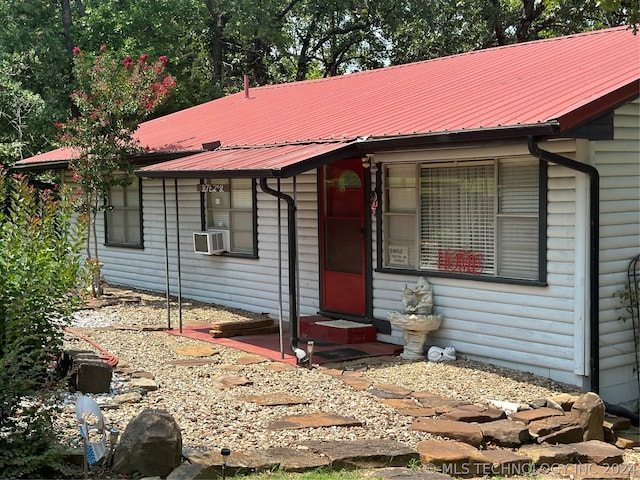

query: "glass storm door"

left=320, top=158, right=366, bottom=315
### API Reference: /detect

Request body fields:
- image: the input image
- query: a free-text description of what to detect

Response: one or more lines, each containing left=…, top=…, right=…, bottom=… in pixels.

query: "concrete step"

left=300, top=316, right=377, bottom=344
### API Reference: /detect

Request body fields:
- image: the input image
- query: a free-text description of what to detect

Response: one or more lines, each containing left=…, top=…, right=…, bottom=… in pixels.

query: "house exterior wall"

left=371, top=139, right=586, bottom=389
left=590, top=99, right=640, bottom=408
left=90, top=101, right=638, bottom=407
left=97, top=173, right=322, bottom=318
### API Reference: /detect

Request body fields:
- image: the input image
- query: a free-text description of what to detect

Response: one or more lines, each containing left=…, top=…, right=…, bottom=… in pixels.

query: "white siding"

left=87, top=101, right=638, bottom=407
left=97, top=172, right=321, bottom=320
left=591, top=99, right=640, bottom=408
left=372, top=139, right=587, bottom=387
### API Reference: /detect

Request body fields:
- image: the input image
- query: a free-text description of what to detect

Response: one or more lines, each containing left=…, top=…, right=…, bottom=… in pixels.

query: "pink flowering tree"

left=58, top=45, right=176, bottom=296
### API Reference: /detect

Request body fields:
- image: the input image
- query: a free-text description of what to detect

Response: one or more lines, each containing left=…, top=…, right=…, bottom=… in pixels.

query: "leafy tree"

left=0, top=168, right=85, bottom=478
left=0, top=55, right=47, bottom=165
left=57, top=46, right=176, bottom=297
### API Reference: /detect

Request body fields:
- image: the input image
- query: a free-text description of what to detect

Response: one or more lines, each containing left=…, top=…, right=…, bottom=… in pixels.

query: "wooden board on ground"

left=210, top=324, right=279, bottom=338
left=209, top=318, right=274, bottom=332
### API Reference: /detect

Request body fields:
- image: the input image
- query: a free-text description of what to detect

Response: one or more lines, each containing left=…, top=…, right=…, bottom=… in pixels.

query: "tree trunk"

left=60, top=0, right=73, bottom=53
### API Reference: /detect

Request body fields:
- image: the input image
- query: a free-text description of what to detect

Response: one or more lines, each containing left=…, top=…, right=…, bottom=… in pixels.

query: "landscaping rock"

left=374, top=467, right=452, bottom=479
left=112, top=409, right=182, bottom=477
left=518, top=443, right=578, bottom=466
left=549, top=463, right=633, bottom=480
left=411, top=392, right=468, bottom=412
left=480, top=449, right=532, bottom=477
left=569, top=392, right=605, bottom=441
left=536, top=424, right=584, bottom=444
left=416, top=439, right=490, bottom=477
left=411, top=418, right=484, bottom=446
left=570, top=440, right=624, bottom=465
left=60, top=349, right=113, bottom=394
left=510, top=407, right=565, bottom=425
left=479, top=418, right=531, bottom=447
left=442, top=405, right=506, bottom=423
left=303, top=439, right=419, bottom=469
left=268, top=412, right=363, bottom=430
left=130, top=377, right=158, bottom=391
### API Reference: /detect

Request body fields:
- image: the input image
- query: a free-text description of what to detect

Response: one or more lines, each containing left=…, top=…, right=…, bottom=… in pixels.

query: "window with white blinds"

left=383, top=157, right=540, bottom=280
left=105, top=177, right=142, bottom=247
left=206, top=178, right=255, bottom=254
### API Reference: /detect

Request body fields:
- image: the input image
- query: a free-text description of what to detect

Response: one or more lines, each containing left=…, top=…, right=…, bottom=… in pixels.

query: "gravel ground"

left=56, top=286, right=640, bottom=478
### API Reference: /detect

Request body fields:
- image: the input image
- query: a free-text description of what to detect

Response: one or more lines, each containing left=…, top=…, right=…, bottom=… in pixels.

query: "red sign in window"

left=437, top=249, right=484, bottom=274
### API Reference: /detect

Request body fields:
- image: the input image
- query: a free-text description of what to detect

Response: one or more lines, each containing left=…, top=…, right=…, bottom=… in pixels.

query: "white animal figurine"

left=427, top=346, right=456, bottom=362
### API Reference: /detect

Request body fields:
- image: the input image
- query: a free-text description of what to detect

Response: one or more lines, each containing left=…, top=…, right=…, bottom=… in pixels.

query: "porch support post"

left=174, top=178, right=183, bottom=333
left=259, top=178, right=299, bottom=350
left=162, top=178, right=171, bottom=329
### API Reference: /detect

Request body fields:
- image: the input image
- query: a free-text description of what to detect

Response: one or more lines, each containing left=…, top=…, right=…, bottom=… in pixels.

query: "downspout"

left=259, top=178, right=299, bottom=351
left=528, top=136, right=600, bottom=393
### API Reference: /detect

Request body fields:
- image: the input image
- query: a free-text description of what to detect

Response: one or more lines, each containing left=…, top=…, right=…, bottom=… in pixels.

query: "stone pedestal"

left=388, top=312, right=442, bottom=361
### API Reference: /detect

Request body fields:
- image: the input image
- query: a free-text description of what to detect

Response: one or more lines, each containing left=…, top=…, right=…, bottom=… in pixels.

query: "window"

left=205, top=178, right=256, bottom=255
left=383, top=156, right=543, bottom=281
left=105, top=177, right=142, bottom=247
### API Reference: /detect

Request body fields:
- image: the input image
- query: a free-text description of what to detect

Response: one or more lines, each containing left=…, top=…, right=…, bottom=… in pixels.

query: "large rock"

left=112, top=409, right=182, bottom=476
left=411, top=418, right=484, bottom=446
left=569, top=392, right=605, bottom=441
left=479, top=419, right=531, bottom=447
left=59, top=349, right=113, bottom=394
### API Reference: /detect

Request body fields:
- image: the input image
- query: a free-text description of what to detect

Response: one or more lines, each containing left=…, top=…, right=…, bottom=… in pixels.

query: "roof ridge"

left=246, top=26, right=633, bottom=92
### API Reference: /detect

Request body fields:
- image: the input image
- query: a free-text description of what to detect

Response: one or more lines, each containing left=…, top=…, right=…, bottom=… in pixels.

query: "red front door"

left=319, top=158, right=366, bottom=315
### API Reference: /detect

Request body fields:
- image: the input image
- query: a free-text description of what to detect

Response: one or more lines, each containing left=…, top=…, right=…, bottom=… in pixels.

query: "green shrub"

left=0, top=168, right=85, bottom=479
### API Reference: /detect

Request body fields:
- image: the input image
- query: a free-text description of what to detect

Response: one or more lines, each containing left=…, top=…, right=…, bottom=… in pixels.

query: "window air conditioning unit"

left=193, top=230, right=229, bottom=255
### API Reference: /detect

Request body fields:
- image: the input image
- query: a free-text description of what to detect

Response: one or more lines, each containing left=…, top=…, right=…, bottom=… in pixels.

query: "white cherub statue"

left=401, top=277, right=434, bottom=315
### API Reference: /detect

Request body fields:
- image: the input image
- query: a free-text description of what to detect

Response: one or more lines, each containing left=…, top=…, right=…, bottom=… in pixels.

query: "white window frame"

left=381, top=156, right=544, bottom=282
left=204, top=178, right=257, bottom=255
left=105, top=177, right=143, bottom=248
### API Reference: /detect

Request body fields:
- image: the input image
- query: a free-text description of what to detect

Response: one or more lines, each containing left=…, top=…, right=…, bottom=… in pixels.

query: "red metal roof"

left=17, top=27, right=639, bottom=176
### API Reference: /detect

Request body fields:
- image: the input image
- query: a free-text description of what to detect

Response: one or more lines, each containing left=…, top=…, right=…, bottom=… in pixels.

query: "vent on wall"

left=193, top=230, right=229, bottom=255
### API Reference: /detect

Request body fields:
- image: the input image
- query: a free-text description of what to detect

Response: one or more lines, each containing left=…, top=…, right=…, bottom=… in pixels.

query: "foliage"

left=0, top=0, right=636, bottom=167
left=56, top=45, right=175, bottom=296
left=0, top=168, right=85, bottom=478
left=0, top=55, right=47, bottom=165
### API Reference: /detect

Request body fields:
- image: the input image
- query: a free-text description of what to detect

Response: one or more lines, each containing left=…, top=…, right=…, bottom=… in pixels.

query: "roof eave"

left=355, top=122, right=561, bottom=152
left=556, top=82, right=640, bottom=132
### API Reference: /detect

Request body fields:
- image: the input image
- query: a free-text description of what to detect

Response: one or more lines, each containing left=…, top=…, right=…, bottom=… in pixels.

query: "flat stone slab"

left=211, top=375, right=252, bottom=388
left=480, top=449, right=532, bottom=477
left=442, top=405, right=506, bottom=423
left=416, top=439, right=491, bottom=477
left=479, top=418, right=531, bottom=447
left=396, top=407, right=438, bottom=417
left=302, top=439, right=419, bottom=468
left=518, top=443, right=578, bottom=465
left=239, top=394, right=310, bottom=406
left=172, top=345, right=218, bottom=357
left=176, top=447, right=331, bottom=477
left=549, top=463, right=633, bottom=480
left=340, top=376, right=372, bottom=390
left=269, top=413, right=363, bottom=430
left=570, top=440, right=624, bottom=464
left=130, top=377, right=158, bottom=391
left=381, top=399, right=420, bottom=409
left=373, top=466, right=452, bottom=479
left=411, top=417, right=484, bottom=446
left=236, top=355, right=267, bottom=365
left=510, top=407, right=565, bottom=424
left=411, top=392, right=469, bottom=412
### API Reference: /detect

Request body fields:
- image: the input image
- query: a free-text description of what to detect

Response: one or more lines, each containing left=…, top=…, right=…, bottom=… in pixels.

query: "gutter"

left=527, top=136, right=600, bottom=393
left=258, top=178, right=299, bottom=351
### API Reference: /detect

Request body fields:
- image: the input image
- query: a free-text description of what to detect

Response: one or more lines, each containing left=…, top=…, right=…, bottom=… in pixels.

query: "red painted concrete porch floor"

left=166, top=323, right=402, bottom=366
